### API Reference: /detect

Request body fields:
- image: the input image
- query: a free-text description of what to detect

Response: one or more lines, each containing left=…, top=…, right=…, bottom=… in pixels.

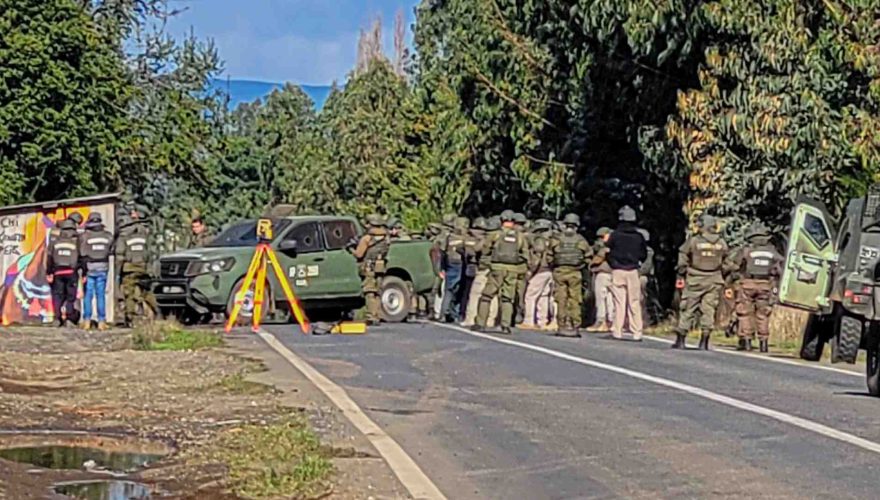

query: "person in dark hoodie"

left=607, top=206, right=648, bottom=341
left=79, top=212, right=114, bottom=331
left=672, top=213, right=731, bottom=350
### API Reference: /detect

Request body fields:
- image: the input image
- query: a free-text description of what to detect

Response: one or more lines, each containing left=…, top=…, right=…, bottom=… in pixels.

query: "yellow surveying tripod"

left=225, top=219, right=311, bottom=334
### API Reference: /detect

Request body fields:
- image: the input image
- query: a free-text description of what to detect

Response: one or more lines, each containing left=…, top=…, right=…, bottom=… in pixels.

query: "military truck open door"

left=778, top=199, right=838, bottom=312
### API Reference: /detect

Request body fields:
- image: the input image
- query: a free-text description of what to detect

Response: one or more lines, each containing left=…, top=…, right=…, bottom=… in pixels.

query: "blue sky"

left=167, top=0, right=418, bottom=85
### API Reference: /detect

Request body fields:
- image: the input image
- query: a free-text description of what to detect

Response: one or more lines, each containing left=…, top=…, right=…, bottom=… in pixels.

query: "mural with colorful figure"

left=0, top=196, right=118, bottom=326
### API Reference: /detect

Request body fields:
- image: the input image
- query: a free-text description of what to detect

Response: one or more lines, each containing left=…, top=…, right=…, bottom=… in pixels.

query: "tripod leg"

left=225, top=244, right=264, bottom=332
left=266, top=247, right=311, bottom=333
left=252, top=250, right=269, bottom=333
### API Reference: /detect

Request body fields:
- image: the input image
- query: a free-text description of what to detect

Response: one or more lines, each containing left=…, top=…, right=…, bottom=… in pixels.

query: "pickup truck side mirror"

left=279, top=240, right=298, bottom=253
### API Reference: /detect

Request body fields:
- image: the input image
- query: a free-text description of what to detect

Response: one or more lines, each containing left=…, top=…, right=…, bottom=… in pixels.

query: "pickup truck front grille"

left=160, top=260, right=190, bottom=279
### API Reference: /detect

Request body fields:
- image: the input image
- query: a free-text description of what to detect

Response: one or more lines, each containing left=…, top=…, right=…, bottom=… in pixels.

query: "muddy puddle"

left=54, top=479, right=152, bottom=499
left=0, top=444, right=162, bottom=472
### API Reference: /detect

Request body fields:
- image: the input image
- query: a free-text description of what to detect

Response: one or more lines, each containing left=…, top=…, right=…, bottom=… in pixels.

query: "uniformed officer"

left=730, top=222, right=783, bottom=352
left=673, top=214, right=731, bottom=350
left=48, top=219, right=81, bottom=327
left=588, top=227, right=614, bottom=332
left=352, top=215, right=390, bottom=324
left=474, top=210, right=530, bottom=334
left=512, top=213, right=529, bottom=323
left=116, top=206, right=158, bottom=327
left=460, top=217, right=484, bottom=322
left=521, top=219, right=555, bottom=330
left=388, top=217, right=412, bottom=241
left=79, top=213, right=114, bottom=330
left=549, top=213, right=593, bottom=336
left=462, top=217, right=499, bottom=327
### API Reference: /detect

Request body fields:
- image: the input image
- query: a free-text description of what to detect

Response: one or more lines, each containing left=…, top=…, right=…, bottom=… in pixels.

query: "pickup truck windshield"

left=206, top=219, right=292, bottom=248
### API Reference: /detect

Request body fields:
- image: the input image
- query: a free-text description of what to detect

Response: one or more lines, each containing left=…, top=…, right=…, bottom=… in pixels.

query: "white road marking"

left=434, top=324, right=880, bottom=456
left=642, top=335, right=861, bottom=378
left=257, top=330, right=447, bottom=500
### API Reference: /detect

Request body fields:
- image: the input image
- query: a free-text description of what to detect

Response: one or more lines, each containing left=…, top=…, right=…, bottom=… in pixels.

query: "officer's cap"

left=533, top=219, right=553, bottom=232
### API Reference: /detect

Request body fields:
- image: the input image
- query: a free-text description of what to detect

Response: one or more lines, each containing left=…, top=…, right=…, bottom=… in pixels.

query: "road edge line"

left=257, top=330, right=447, bottom=500
left=432, top=323, right=880, bottom=456
left=641, top=335, right=861, bottom=378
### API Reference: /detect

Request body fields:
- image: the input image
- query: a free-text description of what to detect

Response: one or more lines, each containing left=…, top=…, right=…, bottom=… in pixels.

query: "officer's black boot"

left=671, top=332, right=686, bottom=349
left=759, top=339, right=769, bottom=353
left=500, top=326, right=512, bottom=335
left=698, top=332, right=711, bottom=351
left=736, top=338, right=747, bottom=351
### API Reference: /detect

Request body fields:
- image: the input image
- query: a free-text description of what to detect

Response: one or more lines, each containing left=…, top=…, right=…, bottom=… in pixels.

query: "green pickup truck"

left=153, top=215, right=435, bottom=324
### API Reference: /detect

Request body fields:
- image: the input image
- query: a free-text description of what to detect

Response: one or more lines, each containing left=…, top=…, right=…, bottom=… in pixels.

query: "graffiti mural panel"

left=0, top=197, right=117, bottom=326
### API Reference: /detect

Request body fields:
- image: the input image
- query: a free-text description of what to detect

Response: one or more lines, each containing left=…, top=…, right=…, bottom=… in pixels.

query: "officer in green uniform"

left=353, top=215, right=390, bottom=324
left=116, top=205, right=158, bottom=327
left=730, top=222, right=783, bottom=352
left=672, top=214, right=731, bottom=350
left=549, top=213, right=593, bottom=336
left=460, top=217, right=484, bottom=322
left=512, top=213, right=530, bottom=324
left=474, top=210, right=530, bottom=334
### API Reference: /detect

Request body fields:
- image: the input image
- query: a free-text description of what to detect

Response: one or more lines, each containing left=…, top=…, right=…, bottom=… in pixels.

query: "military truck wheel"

left=867, top=348, right=880, bottom=397
left=831, top=314, right=862, bottom=364
left=800, top=314, right=830, bottom=362
left=226, top=279, right=271, bottom=327
left=380, top=276, right=411, bottom=323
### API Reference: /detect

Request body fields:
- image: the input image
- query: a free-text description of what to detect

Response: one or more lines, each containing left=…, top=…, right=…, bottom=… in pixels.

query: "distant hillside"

left=209, top=79, right=332, bottom=109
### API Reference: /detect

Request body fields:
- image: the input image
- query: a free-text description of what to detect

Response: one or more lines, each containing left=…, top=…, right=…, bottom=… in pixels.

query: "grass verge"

left=204, top=418, right=333, bottom=498
left=132, top=321, right=224, bottom=351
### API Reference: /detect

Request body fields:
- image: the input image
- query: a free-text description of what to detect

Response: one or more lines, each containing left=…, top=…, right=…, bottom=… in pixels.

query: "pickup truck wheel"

left=226, top=279, right=271, bottom=327
left=831, top=314, right=862, bottom=364
left=867, top=348, right=880, bottom=397
left=800, top=314, right=829, bottom=362
left=380, top=276, right=411, bottom=323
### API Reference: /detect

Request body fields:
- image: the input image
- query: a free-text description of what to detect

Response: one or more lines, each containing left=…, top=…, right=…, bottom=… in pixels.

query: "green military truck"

left=779, top=190, right=880, bottom=396
left=153, top=215, right=435, bottom=324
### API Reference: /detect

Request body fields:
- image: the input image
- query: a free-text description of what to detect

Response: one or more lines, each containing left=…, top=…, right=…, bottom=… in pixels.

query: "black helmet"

left=87, top=212, right=103, bottom=224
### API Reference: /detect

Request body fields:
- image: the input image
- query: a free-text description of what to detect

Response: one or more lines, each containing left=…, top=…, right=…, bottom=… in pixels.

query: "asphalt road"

left=264, top=322, right=880, bottom=499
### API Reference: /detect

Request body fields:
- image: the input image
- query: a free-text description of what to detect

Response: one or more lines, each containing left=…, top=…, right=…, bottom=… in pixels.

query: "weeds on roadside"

left=131, top=320, right=223, bottom=351
left=204, top=417, right=334, bottom=498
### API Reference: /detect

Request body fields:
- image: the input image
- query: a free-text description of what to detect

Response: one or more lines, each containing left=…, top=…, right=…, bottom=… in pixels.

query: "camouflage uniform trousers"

left=553, top=266, right=583, bottom=329
left=477, top=263, right=520, bottom=328
left=677, top=272, right=724, bottom=334
left=462, top=269, right=497, bottom=327
left=361, top=266, right=384, bottom=322
left=120, top=267, right=157, bottom=324
left=736, top=278, right=774, bottom=340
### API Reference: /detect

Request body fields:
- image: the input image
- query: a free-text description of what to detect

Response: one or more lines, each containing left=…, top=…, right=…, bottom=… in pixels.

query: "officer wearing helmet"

left=549, top=213, right=593, bottom=336
left=474, top=210, right=530, bottom=333
left=463, top=217, right=500, bottom=327
left=48, top=218, right=82, bottom=327
left=729, top=221, right=782, bottom=352
left=672, top=213, right=732, bottom=350
left=588, top=227, right=615, bottom=332
left=353, top=214, right=391, bottom=324
left=511, top=213, right=529, bottom=323
left=521, top=219, right=555, bottom=330
left=116, top=204, right=157, bottom=327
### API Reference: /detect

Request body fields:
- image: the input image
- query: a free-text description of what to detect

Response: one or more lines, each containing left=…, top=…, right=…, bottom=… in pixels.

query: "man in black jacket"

left=607, top=206, right=648, bottom=340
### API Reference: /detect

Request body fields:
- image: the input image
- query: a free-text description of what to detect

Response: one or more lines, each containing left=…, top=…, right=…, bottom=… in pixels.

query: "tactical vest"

left=52, top=235, right=79, bottom=269
left=554, top=232, right=585, bottom=267
left=124, top=234, right=148, bottom=266
left=82, top=231, right=112, bottom=262
left=364, top=234, right=390, bottom=273
left=492, top=228, right=522, bottom=265
left=690, top=235, right=724, bottom=272
left=445, top=233, right=466, bottom=264
left=744, top=245, right=777, bottom=279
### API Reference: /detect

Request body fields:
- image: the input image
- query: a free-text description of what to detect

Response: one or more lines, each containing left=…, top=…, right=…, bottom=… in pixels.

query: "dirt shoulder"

left=0, top=325, right=408, bottom=499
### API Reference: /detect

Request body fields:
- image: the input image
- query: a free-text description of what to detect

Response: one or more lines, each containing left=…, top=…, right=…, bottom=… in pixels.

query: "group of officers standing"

left=353, top=207, right=786, bottom=353
left=46, top=203, right=212, bottom=330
